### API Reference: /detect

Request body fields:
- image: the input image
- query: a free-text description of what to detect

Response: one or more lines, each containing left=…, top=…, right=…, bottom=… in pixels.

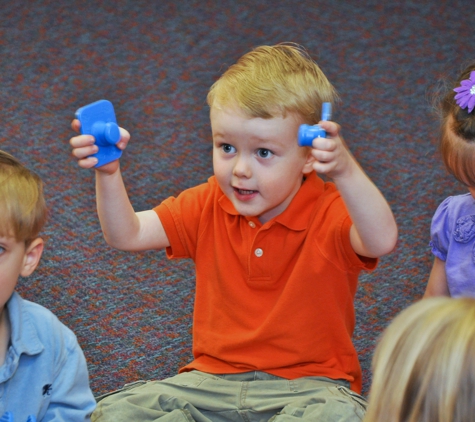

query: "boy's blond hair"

left=207, top=43, right=338, bottom=124
left=365, top=297, right=475, bottom=422
left=0, top=150, right=47, bottom=243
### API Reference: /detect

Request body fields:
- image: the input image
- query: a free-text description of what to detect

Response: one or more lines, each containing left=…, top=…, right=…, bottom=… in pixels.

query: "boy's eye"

left=222, top=144, right=236, bottom=154
left=257, top=149, right=273, bottom=159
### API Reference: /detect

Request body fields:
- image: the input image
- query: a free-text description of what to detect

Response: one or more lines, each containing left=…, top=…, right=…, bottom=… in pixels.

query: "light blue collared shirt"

left=0, top=292, right=96, bottom=421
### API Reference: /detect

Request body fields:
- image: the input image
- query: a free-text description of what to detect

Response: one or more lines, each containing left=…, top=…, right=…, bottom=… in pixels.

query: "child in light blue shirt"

left=0, top=150, right=96, bottom=421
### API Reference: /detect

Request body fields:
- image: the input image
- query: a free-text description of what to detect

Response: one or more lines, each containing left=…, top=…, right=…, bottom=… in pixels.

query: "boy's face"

left=211, top=104, right=313, bottom=224
left=0, top=236, right=43, bottom=309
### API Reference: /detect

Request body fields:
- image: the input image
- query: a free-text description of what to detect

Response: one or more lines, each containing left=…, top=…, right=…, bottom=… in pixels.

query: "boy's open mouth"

left=234, top=188, right=257, bottom=195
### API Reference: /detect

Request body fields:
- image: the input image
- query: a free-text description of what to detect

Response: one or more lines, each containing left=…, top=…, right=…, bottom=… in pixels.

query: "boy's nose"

left=233, top=156, right=252, bottom=178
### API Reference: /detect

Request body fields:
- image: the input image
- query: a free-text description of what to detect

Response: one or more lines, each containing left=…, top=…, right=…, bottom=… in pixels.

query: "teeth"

left=238, top=189, right=254, bottom=194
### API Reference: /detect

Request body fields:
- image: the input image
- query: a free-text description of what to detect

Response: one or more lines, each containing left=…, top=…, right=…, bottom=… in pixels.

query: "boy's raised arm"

left=310, top=120, right=398, bottom=258
left=69, top=119, right=170, bottom=252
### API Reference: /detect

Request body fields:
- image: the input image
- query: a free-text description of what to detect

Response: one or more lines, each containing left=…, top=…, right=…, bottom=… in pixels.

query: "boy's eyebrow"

left=211, top=132, right=227, bottom=141
left=0, top=236, right=12, bottom=245
left=212, top=130, right=293, bottom=148
left=252, top=138, right=284, bottom=148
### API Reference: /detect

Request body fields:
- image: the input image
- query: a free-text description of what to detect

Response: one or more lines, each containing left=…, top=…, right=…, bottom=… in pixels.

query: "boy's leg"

left=93, top=380, right=212, bottom=422
left=266, top=377, right=367, bottom=422
left=92, top=371, right=252, bottom=422
left=218, top=372, right=366, bottom=422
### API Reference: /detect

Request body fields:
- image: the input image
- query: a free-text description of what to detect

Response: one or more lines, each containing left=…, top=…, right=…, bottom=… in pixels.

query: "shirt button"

left=248, top=221, right=256, bottom=228
left=255, top=248, right=263, bottom=257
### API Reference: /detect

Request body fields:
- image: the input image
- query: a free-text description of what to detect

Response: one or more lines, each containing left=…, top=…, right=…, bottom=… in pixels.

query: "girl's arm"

left=70, top=121, right=170, bottom=252
left=311, top=121, right=398, bottom=258
left=423, top=257, right=450, bottom=297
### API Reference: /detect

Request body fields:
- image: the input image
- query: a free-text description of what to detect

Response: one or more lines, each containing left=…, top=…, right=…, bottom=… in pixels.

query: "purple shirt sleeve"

left=430, top=197, right=452, bottom=261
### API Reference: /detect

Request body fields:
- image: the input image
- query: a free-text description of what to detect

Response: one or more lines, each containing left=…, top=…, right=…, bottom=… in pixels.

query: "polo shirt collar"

left=217, top=171, right=325, bottom=230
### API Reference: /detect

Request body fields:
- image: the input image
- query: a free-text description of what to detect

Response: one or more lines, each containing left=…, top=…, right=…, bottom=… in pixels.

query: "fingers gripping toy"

left=298, top=102, right=332, bottom=146
left=75, top=99, right=122, bottom=167
left=0, top=412, right=36, bottom=422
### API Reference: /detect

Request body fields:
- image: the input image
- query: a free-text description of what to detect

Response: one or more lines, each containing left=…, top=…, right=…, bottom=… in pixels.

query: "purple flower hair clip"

left=454, top=70, right=475, bottom=113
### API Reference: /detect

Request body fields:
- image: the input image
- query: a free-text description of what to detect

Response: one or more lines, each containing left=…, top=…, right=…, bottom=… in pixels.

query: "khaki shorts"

left=93, top=371, right=367, bottom=422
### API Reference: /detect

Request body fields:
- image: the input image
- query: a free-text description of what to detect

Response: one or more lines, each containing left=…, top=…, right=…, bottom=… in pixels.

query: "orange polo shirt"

left=154, top=171, right=376, bottom=393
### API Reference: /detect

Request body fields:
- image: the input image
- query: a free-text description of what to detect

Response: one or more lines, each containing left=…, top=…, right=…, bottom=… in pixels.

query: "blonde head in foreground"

left=365, top=297, right=475, bottom=422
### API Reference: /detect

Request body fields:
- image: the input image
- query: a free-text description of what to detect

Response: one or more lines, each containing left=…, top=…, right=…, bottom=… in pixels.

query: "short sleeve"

left=154, top=178, right=216, bottom=260
left=430, top=197, right=452, bottom=261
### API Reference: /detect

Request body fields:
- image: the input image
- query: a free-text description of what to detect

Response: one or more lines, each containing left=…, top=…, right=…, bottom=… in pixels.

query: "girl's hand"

left=69, top=119, right=130, bottom=174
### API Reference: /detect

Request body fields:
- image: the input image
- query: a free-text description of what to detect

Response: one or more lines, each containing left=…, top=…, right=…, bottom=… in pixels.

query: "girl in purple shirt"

left=425, top=63, right=475, bottom=298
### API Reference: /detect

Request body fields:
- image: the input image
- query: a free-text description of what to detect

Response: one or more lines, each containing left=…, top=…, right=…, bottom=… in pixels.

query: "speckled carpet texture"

left=2, top=0, right=474, bottom=396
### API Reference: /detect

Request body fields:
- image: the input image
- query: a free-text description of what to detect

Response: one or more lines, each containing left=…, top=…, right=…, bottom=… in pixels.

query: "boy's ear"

left=301, top=148, right=316, bottom=174
left=21, top=238, right=44, bottom=277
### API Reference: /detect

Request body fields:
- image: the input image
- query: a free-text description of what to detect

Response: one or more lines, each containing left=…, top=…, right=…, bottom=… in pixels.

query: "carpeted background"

left=2, top=0, right=475, bottom=397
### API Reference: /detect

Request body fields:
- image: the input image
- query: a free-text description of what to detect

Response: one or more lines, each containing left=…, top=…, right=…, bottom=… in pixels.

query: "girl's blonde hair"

left=207, top=43, right=338, bottom=124
left=365, top=297, right=475, bottom=422
left=439, top=62, right=475, bottom=186
left=0, top=150, right=47, bottom=243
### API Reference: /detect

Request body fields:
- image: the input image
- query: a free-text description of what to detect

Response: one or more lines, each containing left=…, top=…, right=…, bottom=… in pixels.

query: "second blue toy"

left=298, top=102, right=332, bottom=147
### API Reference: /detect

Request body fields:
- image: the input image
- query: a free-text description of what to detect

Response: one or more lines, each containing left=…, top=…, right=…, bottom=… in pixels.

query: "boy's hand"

left=309, top=121, right=356, bottom=180
left=69, top=119, right=130, bottom=174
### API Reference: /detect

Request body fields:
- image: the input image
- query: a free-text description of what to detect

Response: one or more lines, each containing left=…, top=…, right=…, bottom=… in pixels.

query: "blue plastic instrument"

left=298, top=102, right=332, bottom=146
left=75, top=99, right=122, bottom=167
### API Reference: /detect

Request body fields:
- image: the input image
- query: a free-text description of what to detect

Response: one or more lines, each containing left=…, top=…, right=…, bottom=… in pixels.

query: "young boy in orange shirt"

left=70, top=44, right=397, bottom=422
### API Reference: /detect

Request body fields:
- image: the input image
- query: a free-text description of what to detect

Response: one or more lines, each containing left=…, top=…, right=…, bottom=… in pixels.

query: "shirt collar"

left=273, top=172, right=325, bottom=230
left=7, top=292, right=44, bottom=356
left=217, top=171, right=325, bottom=230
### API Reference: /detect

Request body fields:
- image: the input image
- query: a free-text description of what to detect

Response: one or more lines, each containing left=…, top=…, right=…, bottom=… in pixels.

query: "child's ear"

left=301, top=148, right=316, bottom=174
left=21, top=238, right=44, bottom=277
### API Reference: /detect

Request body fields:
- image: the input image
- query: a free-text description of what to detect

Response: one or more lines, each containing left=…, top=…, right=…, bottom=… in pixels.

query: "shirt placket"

left=247, top=223, right=272, bottom=286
